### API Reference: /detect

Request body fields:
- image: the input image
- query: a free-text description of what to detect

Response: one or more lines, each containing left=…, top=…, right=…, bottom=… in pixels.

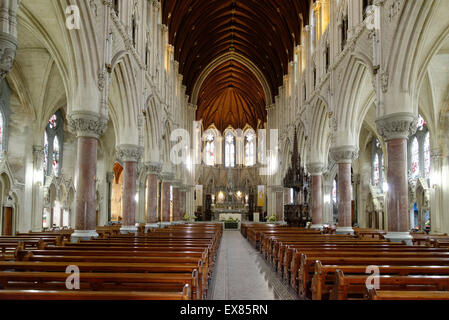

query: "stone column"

left=172, top=184, right=180, bottom=221
left=68, top=111, right=107, bottom=242
left=330, top=146, right=358, bottom=235
left=145, top=162, right=162, bottom=225
left=376, top=112, right=417, bottom=244
left=0, top=0, right=19, bottom=79
left=161, top=181, right=171, bottom=222
left=275, top=188, right=283, bottom=222
left=116, top=144, right=142, bottom=234
left=308, top=162, right=325, bottom=229
left=179, top=187, right=187, bottom=221
left=31, top=146, right=44, bottom=231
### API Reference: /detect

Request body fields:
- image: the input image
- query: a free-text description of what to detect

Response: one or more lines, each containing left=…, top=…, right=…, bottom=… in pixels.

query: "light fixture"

left=135, top=193, right=139, bottom=202
left=383, top=182, right=389, bottom=193
left=324, top=194, right=331, bottom=204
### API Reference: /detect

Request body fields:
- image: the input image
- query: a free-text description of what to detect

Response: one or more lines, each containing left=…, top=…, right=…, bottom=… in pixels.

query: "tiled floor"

left=208, top=230, right=299, bottom=300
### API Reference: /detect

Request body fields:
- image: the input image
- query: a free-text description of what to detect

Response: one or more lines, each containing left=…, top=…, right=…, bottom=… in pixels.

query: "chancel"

left=1, top=0, right=449, bottom=302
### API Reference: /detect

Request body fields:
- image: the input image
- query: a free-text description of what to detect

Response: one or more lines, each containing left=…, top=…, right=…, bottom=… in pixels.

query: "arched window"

left=410, top=137, right=419, bottom=179
left=371, top=138, right=383, bottom=187
left=44, top=111, right=64, bottom=179
left=408, top=114, right=430, bottom=180
left=225, top=132, right=235, bottom=168
left=332, top=179, right=337, bottom=204
left=373, top=154, right=380, bottom=185
left=204, top=133, right=215, bottom=166
left=244, top=131, right=256, bottom=167
left=53, top=136, right=60, bottom=175
left=424, top=131, right=431, bottom=179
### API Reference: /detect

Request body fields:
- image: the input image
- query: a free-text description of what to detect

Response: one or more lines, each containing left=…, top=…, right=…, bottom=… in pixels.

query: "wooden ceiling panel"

left=162, top=0, right=309, bottom=130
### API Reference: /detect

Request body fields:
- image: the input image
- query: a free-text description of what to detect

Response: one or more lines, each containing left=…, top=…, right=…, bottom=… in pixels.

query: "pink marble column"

left=69, top=112, right=107, bottom=241
left=312, top=175, right=323, bottom=225
left=162, top=181, right=171, bottom=222
left=172, top=187, right=180, bottom=221
left=179, top=189, right=186, bottom=218
left=376, top=112, right=416, bottom=243
left=74, top=136, right=98, bottom=231
left=146, top=174, right=159, bottom=223
left=121, top=161, right=137, bottom=226
left=308, top=163, right=324, bottom=227
left=337, top=162, right=352, bottom=228
left=385, top=138, right=409, bottom=232
left=276, top=191, right=283, bottom=221
left=330, top=146, right=357, bottom=234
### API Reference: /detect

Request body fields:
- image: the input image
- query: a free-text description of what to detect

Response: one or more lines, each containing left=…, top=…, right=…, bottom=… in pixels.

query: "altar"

left=218, top=213, right=242, bottom=221
left=212, top=208, right=249, bottom=221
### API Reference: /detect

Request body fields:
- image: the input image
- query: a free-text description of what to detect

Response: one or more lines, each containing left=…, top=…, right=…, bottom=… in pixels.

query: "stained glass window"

left=373, top=153, right=380, bottom=186
left=205, top=133, right=215, bottom=166
left=44, top=111, right=63, bottom=178
left=332, top=179, right=337, bottom=204
left=53, top=136, right=60, bottom=176
left=225, top=132, right=235, bottom=168
left=245, top=131, right=255, bottom=166
left=48, top=114, right=57, bottom=129
left=411, top=137, right=419, bottom=179
left=424, top=131, right=430, bottom=179
left=417, top=114, right=426, bottom=131
left=43, top=131, right=49, bottom=176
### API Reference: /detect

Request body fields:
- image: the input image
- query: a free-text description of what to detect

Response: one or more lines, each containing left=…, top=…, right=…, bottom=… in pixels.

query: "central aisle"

left=208, top=230, right=298, bottom=300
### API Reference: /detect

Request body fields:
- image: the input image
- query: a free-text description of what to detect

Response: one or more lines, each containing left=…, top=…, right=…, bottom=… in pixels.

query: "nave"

left=2, top=223, right=449, bottom=300
left=208, top=230, right=297, bottom=300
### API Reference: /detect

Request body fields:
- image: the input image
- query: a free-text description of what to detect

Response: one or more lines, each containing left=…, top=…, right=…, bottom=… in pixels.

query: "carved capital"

left=375, top=112, right=417, bottom=141
left=145, top=161, right=162, bottom=174
left=330, top=145, right=358, bottom=164
left=116, top=144, right=143, bottom=162
left=307, top=162, right=325, bottom=175
left=68, top=111, right=108, bottom=139
left=0, top=32, right=18, bottom=79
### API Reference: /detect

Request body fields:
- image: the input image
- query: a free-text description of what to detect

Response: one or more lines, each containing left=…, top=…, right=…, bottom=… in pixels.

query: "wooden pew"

left=330, top=270, right=449, bottom=300
left=312, top=263, right=449, bottom=300
left=0, top=287, right=191, bottom=300
left=0, top=260, right=206, bottom=299
left=0, top=271, right=197, bottom=299
left=412, top=233, right=449, bottom=246
left=298, top=254, right=449, bottom=298
left=367, top=288, right=449, bottom=300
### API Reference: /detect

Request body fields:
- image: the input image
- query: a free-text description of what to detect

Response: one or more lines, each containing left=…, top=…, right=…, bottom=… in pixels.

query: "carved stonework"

left=307, top=162, right=325, bottom=176
left=68, top=111, right=108, bottom=139
left=32, top=145, right=44, bottom=162
left=116, top=144, right=143, bottom=163
left=145, top=161, right=162, bottom=174
left=330, top=145, right=358, bottom=164
left=380, top=69, right=389, bottom=93
left=375, top=112, right=417, bottom=141
left=0, top=33, right=17, bottom=79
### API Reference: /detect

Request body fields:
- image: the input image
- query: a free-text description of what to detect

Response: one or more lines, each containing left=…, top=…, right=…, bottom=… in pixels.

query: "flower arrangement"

left=224, top=217, right=239, bottom=229
left=267, top=215, right=277, bottom=222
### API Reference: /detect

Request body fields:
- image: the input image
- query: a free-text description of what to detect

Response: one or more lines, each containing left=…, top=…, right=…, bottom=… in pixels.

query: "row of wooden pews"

left=0, top=223, right=222, bottom=300
left=242, top=223, right=449, bottom=300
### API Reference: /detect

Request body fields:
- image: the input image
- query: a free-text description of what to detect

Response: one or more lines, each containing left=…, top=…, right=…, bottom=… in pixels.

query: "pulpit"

left=283, top=128, right=311, bottom=227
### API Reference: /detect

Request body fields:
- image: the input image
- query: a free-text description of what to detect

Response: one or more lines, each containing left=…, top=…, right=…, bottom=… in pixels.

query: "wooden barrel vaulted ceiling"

left=162, top=0, right=310, bottom=131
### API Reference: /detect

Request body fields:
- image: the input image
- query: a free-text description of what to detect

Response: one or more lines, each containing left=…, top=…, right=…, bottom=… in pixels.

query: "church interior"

left=0, top=0, right=449, bottom=302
